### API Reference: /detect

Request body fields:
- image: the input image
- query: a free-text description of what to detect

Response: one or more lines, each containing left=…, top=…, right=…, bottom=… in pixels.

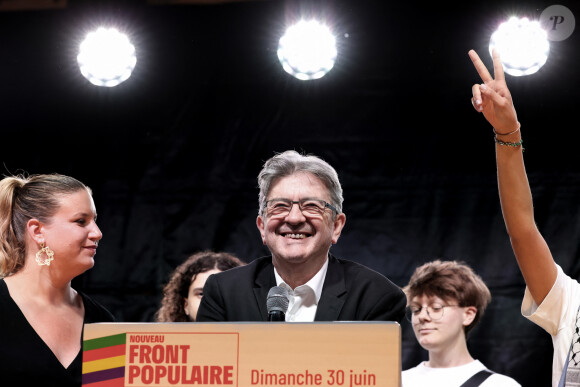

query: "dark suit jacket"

left=196, top=254, right=406, bottom=322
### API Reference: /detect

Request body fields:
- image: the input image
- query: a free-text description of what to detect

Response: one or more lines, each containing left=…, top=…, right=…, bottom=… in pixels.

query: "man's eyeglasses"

left=405, top=303, right=459, bottom=322
left=263, top=198, right=338, bottom=218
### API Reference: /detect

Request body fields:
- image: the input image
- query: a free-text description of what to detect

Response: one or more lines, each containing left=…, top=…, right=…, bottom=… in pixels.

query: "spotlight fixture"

left=77, top=27, right=137, bottom=87
left=489, top=17, right=549, bottom=77
left=277, top=20, right=337, bottom=81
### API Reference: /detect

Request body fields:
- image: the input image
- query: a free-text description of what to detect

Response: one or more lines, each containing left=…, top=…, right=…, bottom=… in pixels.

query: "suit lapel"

left=253, top=258, right=276, bottom=321
left=315, top=255, right=347, bottom=321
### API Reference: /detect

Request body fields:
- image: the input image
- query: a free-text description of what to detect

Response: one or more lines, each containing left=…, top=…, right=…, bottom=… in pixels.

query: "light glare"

left=277, top=20, right=337, bottom=81
left=77, top=27, right=137, bottom=87
left=489, top=17, right=550, bottom=76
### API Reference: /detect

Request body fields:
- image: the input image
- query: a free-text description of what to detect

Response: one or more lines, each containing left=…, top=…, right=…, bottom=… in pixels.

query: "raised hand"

left=469, top=49, right=519, bottom=134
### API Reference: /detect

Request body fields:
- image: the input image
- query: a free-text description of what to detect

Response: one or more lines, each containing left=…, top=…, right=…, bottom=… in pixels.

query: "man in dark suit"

left=197, top=150, right=406, bottom=322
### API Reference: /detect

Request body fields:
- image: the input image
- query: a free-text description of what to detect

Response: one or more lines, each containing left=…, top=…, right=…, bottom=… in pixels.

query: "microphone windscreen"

left=266, top=286, right=290, bottom=313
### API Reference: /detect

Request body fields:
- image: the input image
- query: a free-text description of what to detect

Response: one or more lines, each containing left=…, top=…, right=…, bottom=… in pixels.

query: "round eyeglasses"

left=263, top=198, right=338, bottom=218
left=405, top=303, right=459, bottom=322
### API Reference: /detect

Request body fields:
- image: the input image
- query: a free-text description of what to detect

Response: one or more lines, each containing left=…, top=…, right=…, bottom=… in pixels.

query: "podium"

left=82, top=322, right=401, bottom=387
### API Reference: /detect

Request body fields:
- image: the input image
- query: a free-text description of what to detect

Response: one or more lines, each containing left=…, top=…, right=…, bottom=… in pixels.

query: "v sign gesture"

left=469, top=49, right=520, bottom=134
left=469, top=48, right=567, bottom=387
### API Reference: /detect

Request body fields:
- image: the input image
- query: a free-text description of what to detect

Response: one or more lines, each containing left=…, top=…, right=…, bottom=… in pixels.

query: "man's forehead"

left=269, top=172, right=329, bottom=195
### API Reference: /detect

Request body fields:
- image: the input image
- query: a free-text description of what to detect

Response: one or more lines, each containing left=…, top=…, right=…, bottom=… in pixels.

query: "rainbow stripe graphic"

left=82, top=333, right=126, bottom=386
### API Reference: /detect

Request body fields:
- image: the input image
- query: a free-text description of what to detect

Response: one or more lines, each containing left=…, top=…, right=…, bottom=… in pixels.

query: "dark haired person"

left=155, top=251, right=245, bottom=322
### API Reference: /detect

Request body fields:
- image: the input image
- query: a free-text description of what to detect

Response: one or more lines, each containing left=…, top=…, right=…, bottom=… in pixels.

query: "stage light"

left=489, top=17, right=549, bottom=77
left=277, top=20, right=337, bottom=81
left=77, top=27, right=137, bottom=87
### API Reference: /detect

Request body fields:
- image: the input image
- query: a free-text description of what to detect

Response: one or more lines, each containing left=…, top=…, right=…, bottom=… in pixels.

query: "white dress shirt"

left=274, top=259, right=328, bottom=322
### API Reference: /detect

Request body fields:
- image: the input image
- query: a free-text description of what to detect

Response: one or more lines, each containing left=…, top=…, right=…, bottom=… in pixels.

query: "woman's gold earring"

left=36, top=242, right=55, bottom=266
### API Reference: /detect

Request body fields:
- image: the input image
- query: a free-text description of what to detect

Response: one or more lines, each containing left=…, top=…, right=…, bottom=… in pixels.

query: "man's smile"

left=280, top=233, right=310, bottom=239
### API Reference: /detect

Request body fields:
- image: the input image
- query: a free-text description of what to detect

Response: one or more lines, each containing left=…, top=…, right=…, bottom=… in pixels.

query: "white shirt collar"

left=274, top=257, right=328, bottom=303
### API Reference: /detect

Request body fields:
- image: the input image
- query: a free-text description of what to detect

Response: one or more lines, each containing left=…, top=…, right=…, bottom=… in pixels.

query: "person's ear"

left=26, top=218, right=44, bottom=245
left=462, top=306, right=477, bottom=327
left=256, top=215, right=266, bottom=245
left=331, top=213, right=346, bottom=244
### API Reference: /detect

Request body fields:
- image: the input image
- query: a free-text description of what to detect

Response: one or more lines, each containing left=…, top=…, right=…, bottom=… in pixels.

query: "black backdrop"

left=2, top=1, right=580, bottom=385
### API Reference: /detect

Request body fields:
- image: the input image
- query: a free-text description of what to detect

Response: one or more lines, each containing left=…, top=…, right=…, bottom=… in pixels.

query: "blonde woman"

left=0, top=173, right=114, bottom=386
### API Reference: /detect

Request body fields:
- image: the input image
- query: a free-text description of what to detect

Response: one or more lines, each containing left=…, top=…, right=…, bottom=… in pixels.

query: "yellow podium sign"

left=82, top=322, right=401, bottom=387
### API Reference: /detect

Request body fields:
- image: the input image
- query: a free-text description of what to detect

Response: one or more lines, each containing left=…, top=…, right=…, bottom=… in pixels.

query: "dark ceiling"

left=2, top=1, right=578, bottom=178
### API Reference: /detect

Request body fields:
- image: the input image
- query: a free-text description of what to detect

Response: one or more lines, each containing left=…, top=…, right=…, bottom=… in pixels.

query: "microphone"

left=266, top=286, right=289, bottom=321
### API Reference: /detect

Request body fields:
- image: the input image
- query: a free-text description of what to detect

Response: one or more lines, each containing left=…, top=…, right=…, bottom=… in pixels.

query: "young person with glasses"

left=403, top=260, right=520, bottom=386
left=197, top=150, right=405, bottom=322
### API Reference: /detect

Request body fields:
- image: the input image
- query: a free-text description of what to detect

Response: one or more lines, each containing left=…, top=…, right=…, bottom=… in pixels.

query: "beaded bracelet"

left=495, top=136, right=524, bottom=151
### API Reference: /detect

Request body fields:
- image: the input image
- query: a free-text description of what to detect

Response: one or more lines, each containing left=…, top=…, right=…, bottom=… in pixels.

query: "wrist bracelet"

left=495, top=136, right=524, bottom=151
left=493, top=122, right=521, bottom=136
